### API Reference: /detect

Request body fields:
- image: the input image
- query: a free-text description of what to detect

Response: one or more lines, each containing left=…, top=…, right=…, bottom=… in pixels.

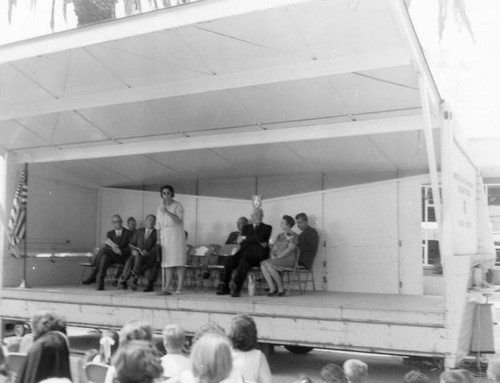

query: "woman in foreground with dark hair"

left=229, top=314, right=271, bottom=383
left=16, top=311, right=71, bottom=383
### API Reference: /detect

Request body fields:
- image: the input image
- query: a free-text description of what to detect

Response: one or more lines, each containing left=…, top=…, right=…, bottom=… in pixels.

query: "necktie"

left=145, top=229, right=150, bottom=238
left=116, top=230, right=121, bottom=240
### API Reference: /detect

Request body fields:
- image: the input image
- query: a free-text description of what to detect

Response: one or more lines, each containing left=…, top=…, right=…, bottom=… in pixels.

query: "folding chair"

left=207, top=244, right=240, bottom=288
left=85, top=362, right=109, bottom=383
left=6, top=352, right=27, bottom=383
left=182, top=245, right=215, bottom=290
left=282, top=249, right=316, bottom=295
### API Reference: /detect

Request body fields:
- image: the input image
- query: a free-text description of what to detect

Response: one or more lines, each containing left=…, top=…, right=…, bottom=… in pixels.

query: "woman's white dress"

left=156, top=200, right=186, bottom=268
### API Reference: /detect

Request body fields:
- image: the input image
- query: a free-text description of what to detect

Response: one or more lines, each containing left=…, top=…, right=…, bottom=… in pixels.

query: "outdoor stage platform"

left=1, top=285, right=447, bottom=358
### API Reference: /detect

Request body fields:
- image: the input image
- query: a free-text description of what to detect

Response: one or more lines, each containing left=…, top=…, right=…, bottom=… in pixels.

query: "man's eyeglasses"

left=112, top=220, right=121, bottom=224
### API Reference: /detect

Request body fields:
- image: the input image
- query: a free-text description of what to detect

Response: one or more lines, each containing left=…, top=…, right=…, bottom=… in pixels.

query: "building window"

left=421, top=185, right=440, bottom=267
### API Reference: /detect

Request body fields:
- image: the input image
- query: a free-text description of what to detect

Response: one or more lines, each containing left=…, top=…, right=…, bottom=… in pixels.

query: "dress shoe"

left=229, top=280, right=237, bottom=292
left=131, top=278, right=138, bottom=291
left=81, top=277, right=96, bottom=285
left=143, top=283, right=154, bottom=293
left=157, top=290, right=172, bottom=296
left=112, top=280, right=118, bottom=287
left=278, top=291, right=285, bottom=297
left=231, top=291, right=241, bottom=298
left=216, top=289, right=230, bottom=296
left=267, top=290, right=277, bottom=297
left=96, top=284, right=105, bottom=291
left=118, top=280, right=127, bottom=290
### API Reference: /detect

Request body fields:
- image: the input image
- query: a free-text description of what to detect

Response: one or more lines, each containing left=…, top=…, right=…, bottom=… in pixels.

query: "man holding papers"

left=118, top=214, right=158, bottom=291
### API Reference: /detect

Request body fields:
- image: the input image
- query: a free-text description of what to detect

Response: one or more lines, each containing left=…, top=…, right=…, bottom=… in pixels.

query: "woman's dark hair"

left=282, top=215, right=295, bottom=229
left=160, top=185, right=175, bottom=198
left=229, top=313, right=257, bottom=352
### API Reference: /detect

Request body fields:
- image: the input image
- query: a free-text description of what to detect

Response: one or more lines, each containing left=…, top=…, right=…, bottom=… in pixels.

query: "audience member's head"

left=127, top=216, right=137, bottom=231
left=19, top=333, right=35, bottom=353
left=237, top=217, right=249, bottom=232
left=191, top=333, right=232, bottom=383
left=19, top=331, right=71, bottom=383
left=112, top=340, right=163, bottom=383
left=439, top=369, right=473, bottom=383
left=163, top=324, right=186, bottom=354
left=321, top=363, right=347, bottom=383
left=229, top=313, right=258, bottom=352
left=488, top=358, right=500, bottom=382
left=293, top=375, right=314, bottom=383
left=343, top=359, right=368, bottom=383
left=403, top=370, right=430, bottom=383
left=31, top=311, right=67, bottom=340
left=295, top=213, right=310, bottom=231
left=99, top=329, right=120, bottom=364
left=119, top=321, right=153, bottom=345
left=192, top=322, right=225, bottom=345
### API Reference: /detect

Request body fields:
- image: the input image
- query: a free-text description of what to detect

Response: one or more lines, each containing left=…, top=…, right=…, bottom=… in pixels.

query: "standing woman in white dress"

left=156, top=185, right=186, bottom=295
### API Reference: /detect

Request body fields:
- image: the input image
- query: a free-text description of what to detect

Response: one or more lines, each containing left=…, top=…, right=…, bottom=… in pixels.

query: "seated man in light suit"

left=118, top=214, right=159, bottom=291
left=83, top=214, right=133, bottom=291
left=217, top=207, right=272, bottom=297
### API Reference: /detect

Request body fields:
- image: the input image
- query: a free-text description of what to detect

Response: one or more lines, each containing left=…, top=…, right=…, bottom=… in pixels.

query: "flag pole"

left=18, top=163, right=29, bottom=289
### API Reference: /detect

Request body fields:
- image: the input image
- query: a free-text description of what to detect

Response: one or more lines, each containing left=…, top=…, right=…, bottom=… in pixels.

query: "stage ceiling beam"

left=17, top=115, right=439, bottom=164
left=0, top=0, right=316, bottom=65
left=0, top=50, right=409, bottom=122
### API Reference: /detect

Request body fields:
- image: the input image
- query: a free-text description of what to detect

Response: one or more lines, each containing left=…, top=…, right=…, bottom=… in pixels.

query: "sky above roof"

left=410, top=1, right=500, bottom=139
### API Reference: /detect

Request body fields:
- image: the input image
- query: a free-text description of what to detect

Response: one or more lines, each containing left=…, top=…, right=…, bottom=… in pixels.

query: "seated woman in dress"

left=260, top=215, right=298, bottom=296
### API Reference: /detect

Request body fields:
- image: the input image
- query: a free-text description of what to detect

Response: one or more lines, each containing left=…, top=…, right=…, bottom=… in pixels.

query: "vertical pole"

left=441, top=106, right=456, bottom=368
left=19, top=163, right=29, bottom=288
left=418, top=75, right=442, bottom=232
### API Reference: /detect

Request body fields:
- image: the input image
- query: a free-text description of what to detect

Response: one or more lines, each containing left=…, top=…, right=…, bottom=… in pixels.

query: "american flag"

left=8, top=164, right=28, bottom=258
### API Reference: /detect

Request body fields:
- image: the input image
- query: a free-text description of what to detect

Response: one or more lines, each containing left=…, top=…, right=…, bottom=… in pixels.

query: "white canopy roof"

left=0, top=0, right=441, bottom=189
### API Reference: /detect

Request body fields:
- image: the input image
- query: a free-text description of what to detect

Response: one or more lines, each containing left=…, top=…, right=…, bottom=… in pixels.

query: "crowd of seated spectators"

left=2, top=310, right=491, bottom=383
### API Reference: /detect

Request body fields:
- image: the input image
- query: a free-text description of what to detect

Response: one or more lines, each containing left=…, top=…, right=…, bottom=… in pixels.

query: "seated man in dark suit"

left=217, top=207, right=272, bottom=297
left=225, top=216, right=248, bottom=245
left=295, top=213, right=319, bottom=270
left=118, top=214, right=158, bottom=291
left=82, top=214, right=133, bottom=291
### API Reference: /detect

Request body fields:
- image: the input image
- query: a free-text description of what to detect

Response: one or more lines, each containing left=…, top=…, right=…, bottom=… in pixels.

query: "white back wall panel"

left=27, top=175, right=97, bottom=252
left=196, top=198, right=251, bottom=245
left=323, top=183, right=399, bottom=294
left=99, top=188, right=144, bottom=243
